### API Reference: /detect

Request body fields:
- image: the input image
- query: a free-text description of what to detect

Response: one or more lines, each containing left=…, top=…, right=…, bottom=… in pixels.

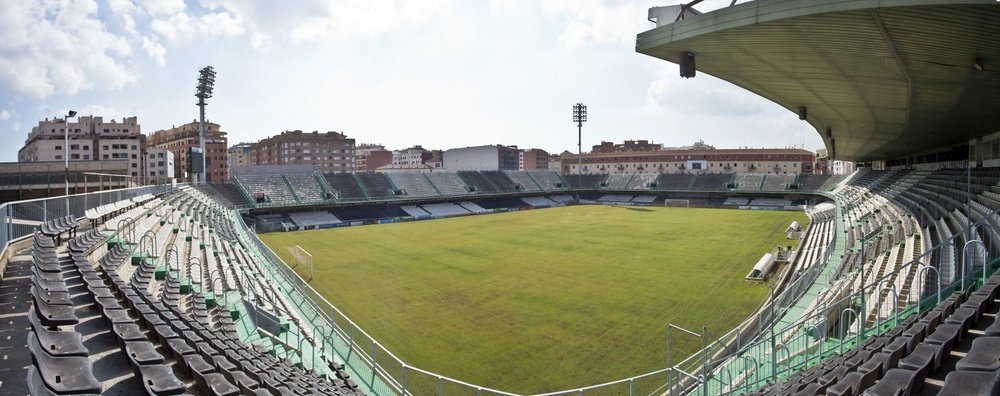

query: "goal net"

left=663, top=199, right=690, bottom=207
left=287, top=245, right=314, bottom=282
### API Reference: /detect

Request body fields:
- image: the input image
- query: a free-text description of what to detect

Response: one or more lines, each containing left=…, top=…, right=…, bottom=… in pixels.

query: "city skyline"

left=0, top=0, right=825, bottom=163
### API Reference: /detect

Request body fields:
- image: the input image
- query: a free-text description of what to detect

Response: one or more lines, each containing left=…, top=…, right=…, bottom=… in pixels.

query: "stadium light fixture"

left=195, top=66, right=216, bottom=185
left=64, top=110, right=77, bottom=213
left=573, top=103, right=587, bottom=191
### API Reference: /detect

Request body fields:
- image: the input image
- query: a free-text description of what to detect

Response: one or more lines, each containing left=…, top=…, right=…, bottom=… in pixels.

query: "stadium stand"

left=603, top=174, right=632, bottom=190
left=324, top=173, right=369, bottom=201
left=288, top=211, right=341, bottom=229
left=505, top=171, right=543, bottom=192
left=734, top=174, right=765, bottom=191
left=457, top=171, right=499, bottom=193
left=421, top=203, right=471, bottom=217
left=234, top=165, right=333, bottom=205
left=481, top=171, right=518, bottom=192
left=654, top=174, right=695, bottom=190
left=238, top=174, right=298, bottom=205
left=564, top=174, right=607, bottom=189
left=631, top=195, right=657, bottom=204
left=198, top=184, right=251, bottom=207
left=690, top=173, right=732, bottom=190
left=627, top=173, right=658, bottom=190
left=457, top=201, right=488, bottom=213
left=400, top=204, right=430, bottom=217
left=521, top=196, right=558, bottom=207
left=528, top=171, right=569, bottom=190
left=548, top=195, right=575, bottom=204
left=388, top=173, right=440, bottom=198
left=724, top=197, right=749, bottom=206
left=749, top=198, right=793, bottom=207
left=426, top=172, right=473, bottom=195
left=356, top=172, right=397, bottom=199
left=598, top=194, right=633, bottom=203
left=3, top=188, right=365, bottom=396
left=795, top=174, right=838, bottom=192
left=762, top=174, right=797, bottom=192
left=285, top=173, right=332, bottom=203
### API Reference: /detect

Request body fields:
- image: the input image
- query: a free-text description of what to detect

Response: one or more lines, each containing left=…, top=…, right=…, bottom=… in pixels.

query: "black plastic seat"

left=938, top=370, right=1000, bottom=395
left=26, top=333, right=102, bottom=394
left=31, top=266, right=65, bottom=282
left=955, top=336, right=1000, bottom=372
left=125, top=341, right=166, bottom=365
left=136, top=364, right=187, bottom=395
left=32, top=293, right=79, bottom=326
left=925, top=323, right=962, bottom=349
left=897, top=343, right=941, bottom=379
left=193, top=371, right=239, bottom=396
left=826, top=370, right=876, bottom=396
left=945, top=306, right=978, bottom=333
left=182, top=353, right=215, bottom=377
left=28, top=312, right=88, bottom=357
left=32, top=276, right=69, bottom=293
left=862, top=368, right=919, bottom=396
left=227, top=370, right=260, bottom=394
left=113, top=323, right=148, bottom=344
left=103, top=308, right=135, bottom=325
left=31, top=286, right=72, bottom=306
left=167, top=338, right=197, bottom=359
left=152, top=324, right=180, bottom=343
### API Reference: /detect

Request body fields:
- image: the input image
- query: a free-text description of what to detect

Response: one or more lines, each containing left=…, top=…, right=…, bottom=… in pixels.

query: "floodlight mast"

left=64, top=110, right=77, bottom=214
left=195, top=66, right=216, bottom=185
left=573, top=103, right=587, bottom=192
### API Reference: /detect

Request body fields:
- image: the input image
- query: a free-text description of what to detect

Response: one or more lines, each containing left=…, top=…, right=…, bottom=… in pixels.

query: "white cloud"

left=141, top=37, right=167, bottom=65
left=250, top=32, right=272, bottom=50
left=106, top=0, right=140, bottom=16
left=0, top=110, right=10, bottom=120
left=0, top=0, right=137, bottom=98
left=77, top=104, right=128, bottom=120
left=542, top=0, right=650, bottom=47
left=141, top=0, right=186, bottom=17
left=200, top=12, right=245, bottom=37
left=489, top=0, right=522, bottom=15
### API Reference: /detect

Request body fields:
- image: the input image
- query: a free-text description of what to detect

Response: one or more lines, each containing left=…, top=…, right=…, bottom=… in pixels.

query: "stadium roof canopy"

left=636, top=0, right=1000, bottom=162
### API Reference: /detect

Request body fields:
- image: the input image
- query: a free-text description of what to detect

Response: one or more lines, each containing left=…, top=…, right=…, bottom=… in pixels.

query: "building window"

left=83, top=155, right=90, bottom=160
left=70, top=144, right=79, bottom=150
left=55, top=145, right=62, bottom=150
left=55, top=155, right=62, bottom=160
left=70, top=154, right=80, bottom=159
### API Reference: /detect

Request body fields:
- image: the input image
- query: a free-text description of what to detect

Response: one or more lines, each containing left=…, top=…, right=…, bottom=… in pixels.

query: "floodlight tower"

left=195, top=66, right=216, bottom=185
left=573, top=103, right=587, bottom=189
left=64, top=110, right=76, bottom=213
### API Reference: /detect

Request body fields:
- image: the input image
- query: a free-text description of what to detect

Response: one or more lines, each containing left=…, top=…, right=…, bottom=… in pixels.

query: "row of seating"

left=22, top=188, right=368, bottom=396
left=748, top=273, right=1000, bottom=396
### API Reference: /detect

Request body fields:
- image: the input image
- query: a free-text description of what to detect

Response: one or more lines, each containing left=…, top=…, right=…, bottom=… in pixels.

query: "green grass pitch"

left=260, top=205, right=809, bottom=393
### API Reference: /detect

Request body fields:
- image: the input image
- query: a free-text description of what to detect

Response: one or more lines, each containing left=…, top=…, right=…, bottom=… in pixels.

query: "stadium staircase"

left=423, top=173, right=443, bottom=195
left=282, top=175, right=302, bottom=203
left=351, top=173, right=372, bottom=200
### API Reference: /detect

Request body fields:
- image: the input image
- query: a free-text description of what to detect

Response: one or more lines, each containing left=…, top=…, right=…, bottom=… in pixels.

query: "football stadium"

left=1, top=1, right=1000, bottom=396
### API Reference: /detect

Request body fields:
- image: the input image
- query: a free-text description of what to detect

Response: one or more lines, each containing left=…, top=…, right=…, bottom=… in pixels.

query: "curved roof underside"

left=637, top=0, right=1000, bottom=162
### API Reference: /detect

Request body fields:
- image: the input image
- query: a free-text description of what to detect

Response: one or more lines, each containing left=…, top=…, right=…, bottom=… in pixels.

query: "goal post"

left=663, top=199, right=690, bottom=208
left=287, top=245, right=314, bottom=282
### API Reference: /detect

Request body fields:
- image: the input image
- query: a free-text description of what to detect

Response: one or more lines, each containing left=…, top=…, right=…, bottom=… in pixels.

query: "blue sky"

left=0, top=0, right=823, bottom=162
